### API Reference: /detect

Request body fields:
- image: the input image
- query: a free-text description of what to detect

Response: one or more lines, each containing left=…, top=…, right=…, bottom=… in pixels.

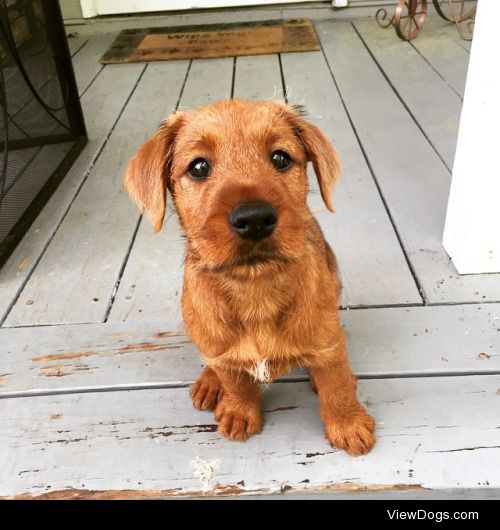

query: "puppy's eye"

left=188, top=158, right=210, bottom=180
left=271, top=150, right=291, bottom=171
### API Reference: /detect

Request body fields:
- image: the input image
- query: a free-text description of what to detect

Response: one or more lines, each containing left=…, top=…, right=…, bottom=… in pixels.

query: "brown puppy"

left=125, top=99, right=375, bottom=456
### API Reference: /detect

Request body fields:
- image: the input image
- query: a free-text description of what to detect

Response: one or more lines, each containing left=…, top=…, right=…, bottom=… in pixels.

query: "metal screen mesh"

left=0, top=0, right=86, bottom=265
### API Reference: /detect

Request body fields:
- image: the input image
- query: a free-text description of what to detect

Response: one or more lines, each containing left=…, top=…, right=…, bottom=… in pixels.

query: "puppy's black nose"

left=229, top=201, right=278, bottom=241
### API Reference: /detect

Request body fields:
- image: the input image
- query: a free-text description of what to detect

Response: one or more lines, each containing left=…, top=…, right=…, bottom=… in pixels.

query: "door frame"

left=79, top=0, right=318, bottom=18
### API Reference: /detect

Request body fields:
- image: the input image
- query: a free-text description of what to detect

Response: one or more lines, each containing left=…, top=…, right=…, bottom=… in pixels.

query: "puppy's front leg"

left=190, top=367, right=224, bottom=411
left=212, top=368, right=263, bottom=441
left=310, top=337, right=375, bottom=456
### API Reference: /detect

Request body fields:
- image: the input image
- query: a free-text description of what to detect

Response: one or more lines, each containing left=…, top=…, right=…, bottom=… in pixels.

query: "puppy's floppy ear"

left=284, top=105, right=340, bottom=212
left=124, top=112, right=184, bottom=233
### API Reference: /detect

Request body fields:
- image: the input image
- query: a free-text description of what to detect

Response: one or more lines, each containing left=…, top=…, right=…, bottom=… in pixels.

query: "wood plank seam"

left=0, top=64, right=148, bottom=328
left=277, top=54, right=288, bottom=103
left=351, top=23, right=452, bottom=173
left=457, top=40, right=470, bottom=54
left=70, top=39, right=88, bottom=58
left=318, top=21, right=500, bottom=303
left=316, top=38, right=426, bottom=305
left=102, top=61, right=193, bottom=322
left=408, top=41, right=463, bottom=101
left=176, top=59, right=194, bottom=108
left=5, top=297, right=500, bottom=332
left=103, top=215, right=143, bottom=322
left=340, top=302, right=423, bottom=310
left=353, top=18, right=464, bottom=170
left=78, top=64, right=105, bottom=97
left=2, top=370, right=500, bottom=401
left=104, top=58, right=233, bottom=323
left=2, top=303, right=497, bottom=396
left=427, top=300, right=500, bottom=307
left=230, top=57, right=237, bottom=98
left=7, top=298, right=500, bottom=331
left=282, top=50, right=421, bottom=305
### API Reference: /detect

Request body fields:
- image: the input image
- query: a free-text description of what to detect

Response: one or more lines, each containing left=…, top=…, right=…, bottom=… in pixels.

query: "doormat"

left=100, top=19, right=320, bottom=64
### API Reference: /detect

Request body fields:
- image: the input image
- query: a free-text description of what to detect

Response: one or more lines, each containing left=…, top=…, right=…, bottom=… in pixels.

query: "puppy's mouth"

left=234, top=240, right=285, bottom=264
left=212, top=240, right=291, bottom=273
left=235, top=254, right=279, bottom=266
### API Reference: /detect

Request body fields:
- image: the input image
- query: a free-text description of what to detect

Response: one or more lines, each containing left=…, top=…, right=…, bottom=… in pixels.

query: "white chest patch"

left=249, top=359, right=271, bottom=383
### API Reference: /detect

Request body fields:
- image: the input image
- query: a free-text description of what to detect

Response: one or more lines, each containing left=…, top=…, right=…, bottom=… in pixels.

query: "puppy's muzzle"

left=229, top=201, right=278, bottom=242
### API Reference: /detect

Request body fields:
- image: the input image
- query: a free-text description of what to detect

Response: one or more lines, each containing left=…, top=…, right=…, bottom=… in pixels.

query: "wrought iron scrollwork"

left=433, top=0, right=476, bottom=40
left=376, top=0, right=427, bottom=41
left=377, top=0, right=476, bottom=42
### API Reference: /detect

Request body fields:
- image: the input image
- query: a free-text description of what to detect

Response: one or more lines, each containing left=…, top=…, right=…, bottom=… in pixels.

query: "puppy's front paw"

left=324, top=408, right=376, bottom=456
left=214, top=396, right=262, bottom=441
left=190, top=367, right=224, bottom=411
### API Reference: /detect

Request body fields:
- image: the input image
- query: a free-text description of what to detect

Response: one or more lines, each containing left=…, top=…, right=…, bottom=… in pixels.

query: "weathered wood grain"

left=4, top=61, right=189, bottom=327
left=1, top=304, right=498, bottom=397
left=281, top=50, right=421, bottom=306
left=353, top=18, right=464, bottom=170
left=317, top=21, right=500, bottom=304
left=107, top=58, right=234, bottom=323
left=0, top=63, right=146, bottom=326
left=1, top=376, right=499, bottom=498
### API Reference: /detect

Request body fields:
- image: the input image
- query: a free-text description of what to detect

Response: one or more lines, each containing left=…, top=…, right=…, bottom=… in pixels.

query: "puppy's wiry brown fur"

left=125, top=99, right=375, bottom=455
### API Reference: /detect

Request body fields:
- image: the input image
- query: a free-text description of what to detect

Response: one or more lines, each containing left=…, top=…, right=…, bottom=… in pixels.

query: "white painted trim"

left=443, top=0, right=500, bottom=274
left=79, top=0, right=97, bottom=18
left=82, top=0, right=316, bottom=17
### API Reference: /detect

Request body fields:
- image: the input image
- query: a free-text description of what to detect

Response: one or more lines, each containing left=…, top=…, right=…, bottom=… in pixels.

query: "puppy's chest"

left=231, top=286, right=291, bottom=324
left=224, top=331, right=298, bottom=383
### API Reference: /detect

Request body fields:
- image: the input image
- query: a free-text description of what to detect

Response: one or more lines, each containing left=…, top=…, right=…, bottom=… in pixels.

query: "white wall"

left=443, top=0, right=500, bottom=274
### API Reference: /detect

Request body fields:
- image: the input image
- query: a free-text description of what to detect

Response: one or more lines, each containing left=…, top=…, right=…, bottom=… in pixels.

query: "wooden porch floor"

left=1, top=12, right=499, bottom=499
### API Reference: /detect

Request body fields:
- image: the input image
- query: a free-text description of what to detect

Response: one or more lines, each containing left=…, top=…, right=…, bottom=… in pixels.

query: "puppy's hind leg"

left=190, top=366, right=224, bottom=411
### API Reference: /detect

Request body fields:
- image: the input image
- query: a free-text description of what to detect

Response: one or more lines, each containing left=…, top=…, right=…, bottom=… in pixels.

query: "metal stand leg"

left=376, top=0, right=428, bottom=41
left=433, top=0, right=476, bottom=41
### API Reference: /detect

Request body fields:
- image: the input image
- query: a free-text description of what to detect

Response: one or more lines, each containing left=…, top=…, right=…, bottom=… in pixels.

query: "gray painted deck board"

left=1, top=304, right=498, bottom=397
left=417, top=14, right=473, bottom=54
left=71, top=34, right=115, bottom=94
left=67, top=36, right=88, bottom=57
left=409, top=21, right=470, bottom=98
left=4, top=62, right=189, bottom=327
left=318, top=21, right=500, bottom=304
left=1, top=16, right=494, bottom=499
left=233, top=54, right=283, bottom=100
left=108, top=58, right=235, bottom=324
left=1, top=376, right=499, bottom=498
left=0, top=64, right=146, bottom=325
left=178, top=57, right=234, bottom=111
left=353, top=18, right=464, bottom=170
left=281, top=51, right=421, bottom=306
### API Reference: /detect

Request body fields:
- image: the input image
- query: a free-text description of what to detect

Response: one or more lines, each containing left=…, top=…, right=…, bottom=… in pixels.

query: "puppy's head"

left=125, top=99, right=340, bottom=275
